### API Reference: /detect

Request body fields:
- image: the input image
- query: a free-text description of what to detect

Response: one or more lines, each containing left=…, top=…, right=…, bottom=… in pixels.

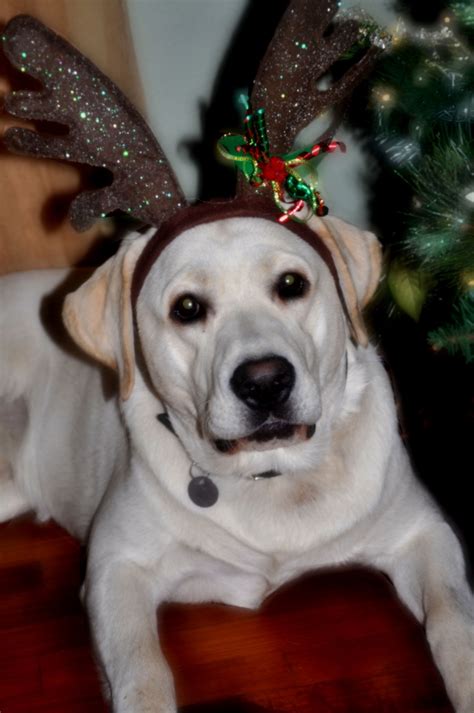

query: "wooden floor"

left=0, top=517, right=454, bottom=713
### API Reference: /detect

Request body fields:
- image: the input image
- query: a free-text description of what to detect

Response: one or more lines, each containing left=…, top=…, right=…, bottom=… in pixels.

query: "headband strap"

left=131, top=198, right=356, bottom=341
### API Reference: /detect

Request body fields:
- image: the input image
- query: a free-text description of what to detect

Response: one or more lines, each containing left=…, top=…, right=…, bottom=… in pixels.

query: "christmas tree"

left=365, top=0, right=473, bottom=361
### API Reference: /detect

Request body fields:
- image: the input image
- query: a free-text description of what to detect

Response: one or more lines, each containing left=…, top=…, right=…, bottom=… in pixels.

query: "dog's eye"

left=275, top=272, right=309, bottom=300
left=171, top=294, right=206, bottom=323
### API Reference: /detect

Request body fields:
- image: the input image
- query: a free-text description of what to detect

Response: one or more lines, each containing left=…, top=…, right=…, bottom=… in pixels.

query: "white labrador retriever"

left=0, top=211, right=473, bottom=713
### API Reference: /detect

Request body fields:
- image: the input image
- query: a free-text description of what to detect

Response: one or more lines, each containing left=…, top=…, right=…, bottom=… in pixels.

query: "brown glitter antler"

left=250, top=0, right=386, bottom=155
left=1, top=15, right=186, bottom=231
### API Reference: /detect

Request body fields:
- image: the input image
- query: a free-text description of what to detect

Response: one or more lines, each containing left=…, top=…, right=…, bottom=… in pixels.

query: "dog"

left=1, top=209, right=473, bottom=713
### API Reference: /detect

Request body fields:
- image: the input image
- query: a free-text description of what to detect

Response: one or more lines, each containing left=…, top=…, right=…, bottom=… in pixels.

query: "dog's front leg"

left=381, top=520, right=474, bottom=713
left=84, top=560, right=176, bottom=713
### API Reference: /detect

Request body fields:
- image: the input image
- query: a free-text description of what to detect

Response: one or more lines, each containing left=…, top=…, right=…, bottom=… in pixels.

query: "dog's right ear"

left=308, top=214, right=383, bottom=347
left=63, top=235, right=148, bottom=400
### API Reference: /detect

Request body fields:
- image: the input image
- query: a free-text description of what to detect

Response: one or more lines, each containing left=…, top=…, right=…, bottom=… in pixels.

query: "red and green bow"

left=218, top=105, right=345, bottom=223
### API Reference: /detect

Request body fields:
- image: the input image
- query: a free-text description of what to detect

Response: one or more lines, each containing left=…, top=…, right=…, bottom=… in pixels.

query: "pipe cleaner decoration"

left=218, top=103, right=346, bottom=222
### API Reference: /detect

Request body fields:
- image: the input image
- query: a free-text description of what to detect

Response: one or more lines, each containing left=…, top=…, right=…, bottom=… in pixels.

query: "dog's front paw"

left=427, top=603, right=474, bottom=713
left=113, top=674, right=177, bottom=713
left=114, top=690, right=177, bottom=713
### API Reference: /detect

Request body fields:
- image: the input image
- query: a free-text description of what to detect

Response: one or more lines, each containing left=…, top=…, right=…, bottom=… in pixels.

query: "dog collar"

left=157, top=412, right=281, bottom=508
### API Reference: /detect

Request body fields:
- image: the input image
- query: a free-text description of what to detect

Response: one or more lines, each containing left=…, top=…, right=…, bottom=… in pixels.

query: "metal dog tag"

left=188, top=475, right=219, bottom=508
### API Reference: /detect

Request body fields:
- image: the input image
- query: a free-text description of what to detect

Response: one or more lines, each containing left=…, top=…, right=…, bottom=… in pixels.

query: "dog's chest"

left=165, top=484, right=363, bottom=602
left=165, top=523, right=356, bottom=612
left=207, top=468, right=366, bottom=560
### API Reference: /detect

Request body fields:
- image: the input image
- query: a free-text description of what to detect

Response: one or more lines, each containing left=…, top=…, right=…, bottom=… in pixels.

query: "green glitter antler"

left=1, top=15, right=186, bottom=231
left=249, top=0, right=388, bottom=156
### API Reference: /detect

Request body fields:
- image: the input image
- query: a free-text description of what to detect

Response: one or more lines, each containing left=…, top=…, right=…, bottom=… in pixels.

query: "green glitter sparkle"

left=80, top=111, right=87, bottom=119
left=122, top=150, right=129, bottom=157
left=21, top=51, right=27, bottom=59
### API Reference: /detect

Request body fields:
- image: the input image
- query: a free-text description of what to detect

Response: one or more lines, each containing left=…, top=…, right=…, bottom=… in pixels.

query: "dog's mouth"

left=214, top=422, right=316, bottom=455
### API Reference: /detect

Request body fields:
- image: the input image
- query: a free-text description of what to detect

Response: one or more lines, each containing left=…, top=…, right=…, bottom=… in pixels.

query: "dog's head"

left=3, top=10, right=384, bottom=480
left=63, top=209, right=381, bottom=479
left=1, top=8, right=386, bottom=485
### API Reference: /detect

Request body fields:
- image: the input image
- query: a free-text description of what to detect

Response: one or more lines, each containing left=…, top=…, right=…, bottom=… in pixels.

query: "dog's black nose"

left=230, top=356, right=295, bottom=411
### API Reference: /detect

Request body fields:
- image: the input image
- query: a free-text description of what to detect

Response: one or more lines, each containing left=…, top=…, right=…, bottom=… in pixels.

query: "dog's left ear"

left=309, top=215, right=383, bottom=347
left=63, top=235, right=148, bottom=400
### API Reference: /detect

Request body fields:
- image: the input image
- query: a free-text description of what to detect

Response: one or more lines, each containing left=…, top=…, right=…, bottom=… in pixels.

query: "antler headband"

left=1, top=2, right=387, bottom=311
left=1, top=14, right=185, bottom=231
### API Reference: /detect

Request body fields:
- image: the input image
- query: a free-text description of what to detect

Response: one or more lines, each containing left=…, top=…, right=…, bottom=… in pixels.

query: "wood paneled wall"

left=0, top=0, right=144, bottom=275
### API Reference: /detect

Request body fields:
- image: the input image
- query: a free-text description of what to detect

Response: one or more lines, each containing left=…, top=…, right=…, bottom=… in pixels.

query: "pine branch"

left=428, top=293, right=474, bottom=362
